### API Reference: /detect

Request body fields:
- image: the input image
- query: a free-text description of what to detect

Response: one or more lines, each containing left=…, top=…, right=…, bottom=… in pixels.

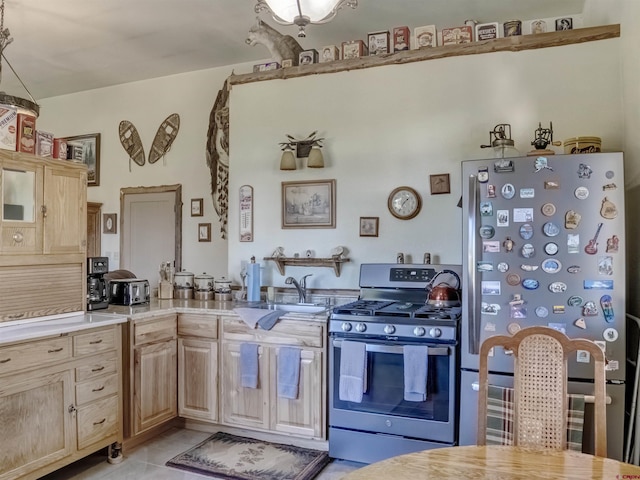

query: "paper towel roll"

left=247, top=263, right=261, bottom=302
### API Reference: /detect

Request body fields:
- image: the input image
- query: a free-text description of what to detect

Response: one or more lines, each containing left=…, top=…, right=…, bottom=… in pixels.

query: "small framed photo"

left=359, top=217, right=379, bottom=237
left=198, top=223, right=211, bottom=242
left=103, top=213, right=117, bottom=234
left=191, top=198, right=203, bottom=217
left=63, top=133, right=101, bottom=186
left=430, top=174, right=451, bottom=195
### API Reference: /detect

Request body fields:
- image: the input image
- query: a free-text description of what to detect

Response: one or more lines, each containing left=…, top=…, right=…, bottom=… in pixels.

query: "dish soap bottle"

left=246, top=256, right=261, bottom=302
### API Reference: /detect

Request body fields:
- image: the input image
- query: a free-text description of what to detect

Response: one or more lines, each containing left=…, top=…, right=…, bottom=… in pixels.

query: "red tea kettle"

left=426, top=269, right=461, bottom=307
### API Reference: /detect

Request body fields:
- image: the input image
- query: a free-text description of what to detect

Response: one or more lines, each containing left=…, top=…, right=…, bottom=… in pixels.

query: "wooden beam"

left=230, top=24, right=620, bottom=86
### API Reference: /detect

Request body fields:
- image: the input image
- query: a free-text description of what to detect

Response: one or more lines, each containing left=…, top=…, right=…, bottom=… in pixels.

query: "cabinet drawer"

left=134, top=315, right=177, bottom=346
left=75, top=352, right=118, bottom=382
left=73, top=327, right=117, bottom=356
left=222, top=316, right=325, bottom=347
left=0, top=336, right=71, bottom=376
left=178, top=314, right=218, bottom=339
left=76, top=373, right=119, bottom=405
left=77, top=395, right=119, bottom=450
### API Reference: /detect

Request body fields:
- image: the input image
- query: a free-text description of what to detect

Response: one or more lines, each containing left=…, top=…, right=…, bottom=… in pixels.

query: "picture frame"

left=282, top=179, right=336, bottom=229
left=191, top=198, right=204, bottom=217
left=198, top=223, right=211, bottom=242
left=239, top=185, right=254, bottom=242
left=430, top=173, right=451, bottom=195
left=359, top=217, right=379, bottom=237
left=63, top=133, right=101, bottom=186
left=103, top=213, right=117, bottom=234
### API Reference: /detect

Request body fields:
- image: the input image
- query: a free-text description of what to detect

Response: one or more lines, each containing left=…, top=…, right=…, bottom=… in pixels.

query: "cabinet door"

left=0, top=370, right=74, bottom=480
left=271, top=347, right=324, bottom=438
left=178, top=338, right=218, bottom=422
left=133, top=339, right=177, bottom=435
left=43, top=164, right=87, bottom=254
left=220, top=341, right=269, bottom=429
left=0, top=159, right=43, bottom=254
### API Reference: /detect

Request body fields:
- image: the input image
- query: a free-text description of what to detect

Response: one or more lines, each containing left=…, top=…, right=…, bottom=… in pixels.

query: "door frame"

left=120, top=184, right=182, bottom=272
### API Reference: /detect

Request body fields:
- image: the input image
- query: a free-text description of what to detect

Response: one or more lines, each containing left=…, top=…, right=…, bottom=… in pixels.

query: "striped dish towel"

left=485, top=385, right=585, bottom=452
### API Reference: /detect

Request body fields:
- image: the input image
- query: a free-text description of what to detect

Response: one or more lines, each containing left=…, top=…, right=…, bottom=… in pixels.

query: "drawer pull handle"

left=0, top=358, right=11, bottom=364
left=93, top=418, right=106, bottom=426
left=89, top=339, right=103, bottom=345
left=48, top=348, right=64, bottom=353
left=91, top=366, right=105, bottom=372
left=92, top=386, right=105, bottom=392
left=12, top=232, right=23, bottom=243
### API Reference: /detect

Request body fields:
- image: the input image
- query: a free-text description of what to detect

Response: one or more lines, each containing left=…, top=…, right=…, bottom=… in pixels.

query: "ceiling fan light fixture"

left=255, top=0, right=357, bottom=37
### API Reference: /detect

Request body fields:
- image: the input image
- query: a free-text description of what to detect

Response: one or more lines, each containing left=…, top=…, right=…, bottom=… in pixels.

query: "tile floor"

left=40, top=428, right=364, bottom=480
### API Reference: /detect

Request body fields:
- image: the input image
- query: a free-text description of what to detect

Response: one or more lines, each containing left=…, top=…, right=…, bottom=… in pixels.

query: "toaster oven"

left=109, top=279, right=150, bottom=305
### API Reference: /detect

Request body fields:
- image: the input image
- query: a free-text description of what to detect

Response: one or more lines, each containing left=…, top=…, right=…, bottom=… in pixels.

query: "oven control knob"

left=429, top=327, right=442, bottom=338
left=413, top=326, right=426, bottom=337
left=355, top=323, right=367, bottom=333
left=341, top=322, right=352, bottom=332
left=384, top=325, right=396, bottom=335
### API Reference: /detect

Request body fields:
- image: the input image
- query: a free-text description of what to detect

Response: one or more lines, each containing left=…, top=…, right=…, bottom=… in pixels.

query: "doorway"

left=120, top=185, right=182, bottom=291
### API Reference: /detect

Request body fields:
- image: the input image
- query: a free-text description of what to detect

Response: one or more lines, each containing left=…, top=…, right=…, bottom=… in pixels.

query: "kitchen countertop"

left=0, top=311, right=128, bottom=345
left=103, top=297, right=331, bottom=323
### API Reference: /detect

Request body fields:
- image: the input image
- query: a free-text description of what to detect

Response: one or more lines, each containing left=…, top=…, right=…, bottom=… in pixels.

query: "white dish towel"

left=240, top=342, right=259, bottom=388
left=339, top=340, right=367, bottom=403
left=403, top=344, right=429, bottom=402
left=277, top=346, right=301, bottom=399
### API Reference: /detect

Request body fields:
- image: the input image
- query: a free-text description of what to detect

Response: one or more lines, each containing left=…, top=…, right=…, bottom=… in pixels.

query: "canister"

left=563, top=136, right=602, bottom=154
left=503, top=20, right=522, bottom=37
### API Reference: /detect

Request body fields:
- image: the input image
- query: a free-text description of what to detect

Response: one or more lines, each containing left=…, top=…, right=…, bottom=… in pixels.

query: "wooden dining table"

left=341, top=445, right=640, bottom=479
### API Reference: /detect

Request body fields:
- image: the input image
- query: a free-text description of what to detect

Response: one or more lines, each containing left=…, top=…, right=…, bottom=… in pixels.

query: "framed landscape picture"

left=63, top=133, right=101, bottom=186
left=282, top=179, right=336, bottom=229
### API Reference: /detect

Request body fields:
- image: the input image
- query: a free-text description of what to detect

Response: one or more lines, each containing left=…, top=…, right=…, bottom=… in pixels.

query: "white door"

left=121, top=186, right=182, bottom=291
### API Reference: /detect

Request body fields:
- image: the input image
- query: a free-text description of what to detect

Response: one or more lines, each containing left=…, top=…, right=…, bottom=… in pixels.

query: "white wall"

left=35, top=19, right=631, bottom=296
left=229, top=39, right=622, bottom=290
left=37, top=64, right=255, bottom=280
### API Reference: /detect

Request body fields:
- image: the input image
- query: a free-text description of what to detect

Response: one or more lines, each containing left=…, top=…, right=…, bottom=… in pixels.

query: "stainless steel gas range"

left=328, top=263, right=462, bottom=464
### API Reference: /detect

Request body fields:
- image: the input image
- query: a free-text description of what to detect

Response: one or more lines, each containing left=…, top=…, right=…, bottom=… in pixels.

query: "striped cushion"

left=486, top=385, right=585, bottom=452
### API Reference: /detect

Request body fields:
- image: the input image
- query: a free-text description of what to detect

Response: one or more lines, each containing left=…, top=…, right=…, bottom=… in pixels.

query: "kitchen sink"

left=261, top=303, right=328, bottom=314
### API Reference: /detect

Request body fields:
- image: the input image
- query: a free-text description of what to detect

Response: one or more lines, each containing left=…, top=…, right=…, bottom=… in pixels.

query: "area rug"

left=166, top=432, right=330, bottom=480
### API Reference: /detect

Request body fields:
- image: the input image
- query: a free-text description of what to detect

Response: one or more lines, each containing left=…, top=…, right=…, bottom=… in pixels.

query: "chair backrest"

left=477, top=326, right=607, bottom=457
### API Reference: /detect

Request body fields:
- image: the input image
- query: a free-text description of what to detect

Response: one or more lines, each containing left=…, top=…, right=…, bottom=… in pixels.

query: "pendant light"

left=280, top=144, right=297, bottom=170
left=0, top=0, right=39, bottom=118
left=255, top=0, right=358, bottom=37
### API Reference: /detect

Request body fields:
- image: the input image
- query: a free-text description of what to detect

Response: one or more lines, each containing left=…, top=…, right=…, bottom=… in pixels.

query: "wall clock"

left=388, top=186, right=422, bottom=220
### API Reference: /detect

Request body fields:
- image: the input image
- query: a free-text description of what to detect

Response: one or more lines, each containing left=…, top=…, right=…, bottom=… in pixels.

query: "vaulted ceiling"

left=0, top=0, right=584, bottom=101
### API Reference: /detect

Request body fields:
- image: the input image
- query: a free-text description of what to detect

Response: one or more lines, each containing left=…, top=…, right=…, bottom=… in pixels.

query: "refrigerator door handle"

left=467, top=174, right=481, bottom=354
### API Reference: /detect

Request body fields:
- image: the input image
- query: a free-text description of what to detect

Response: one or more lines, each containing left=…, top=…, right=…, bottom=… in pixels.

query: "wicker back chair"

left=477, top=326, right=607, bottom=457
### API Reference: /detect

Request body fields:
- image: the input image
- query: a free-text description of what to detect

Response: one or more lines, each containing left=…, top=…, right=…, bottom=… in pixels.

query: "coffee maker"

left=87, top=257, right=109, bottom=310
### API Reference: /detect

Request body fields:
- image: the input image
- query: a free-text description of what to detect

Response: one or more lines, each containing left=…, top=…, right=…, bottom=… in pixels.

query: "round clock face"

left=388, top=186, right=422, bottom=220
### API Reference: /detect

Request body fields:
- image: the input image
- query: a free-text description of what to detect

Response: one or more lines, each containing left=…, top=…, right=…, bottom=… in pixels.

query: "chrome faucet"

left=285, top=274, right=312, bottom=303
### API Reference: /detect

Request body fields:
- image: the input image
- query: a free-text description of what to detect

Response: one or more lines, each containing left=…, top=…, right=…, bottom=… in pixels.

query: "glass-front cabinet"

left=0, top=158, right=44, bottom=254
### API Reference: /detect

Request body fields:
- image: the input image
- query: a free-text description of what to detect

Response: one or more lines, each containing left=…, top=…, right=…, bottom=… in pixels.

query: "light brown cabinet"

left=123, top=314, right=177, bottom=441
left=0, top=324, right=123, bottom=480
left=0, top=151, right=87, bottom=323
left=220, top=315, right=326, bottom=440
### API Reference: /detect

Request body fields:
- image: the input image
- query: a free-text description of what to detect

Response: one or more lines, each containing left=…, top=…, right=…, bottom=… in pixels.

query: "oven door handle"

left=332, top=339, right=449, bottom=356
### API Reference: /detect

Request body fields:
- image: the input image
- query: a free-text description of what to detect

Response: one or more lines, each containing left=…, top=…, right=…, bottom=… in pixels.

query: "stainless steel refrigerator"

left=459, top=152, right=626, bottom=460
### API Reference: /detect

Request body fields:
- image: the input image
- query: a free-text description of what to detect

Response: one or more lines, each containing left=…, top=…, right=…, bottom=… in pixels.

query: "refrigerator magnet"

left=506, top=273, right=521, bottom=286
left=565, top=210, right=581, bottom=229
left=603, top=327, right=618, bottom=342
left=502, top=237, right=515, bottom=252
left=606, top=235, right=619, bottom=253
left=486, top=184, right=496, bottom=197
left=576, top=350, right=590, bottom=362
left=541, top=203, right=556, bottom=216
left=601, top=294, right=614, bottom=322
left=520, top=264, right=538, bottom=271
left=501, top=183, right=515, bottom=199
left=542, top=259, right=561, bottom=274
left=479, top=225, right=495, bottom=239
left=521, top=243, right=535, bottom=258
left=603, top=182, right=617, bottom=191
left=480, top=202, right=493, bottom=216
left=481, top=281, right=501, bottom=295
left=578, top=163, right=593, bottom=179
left=574, top=317, right=587, bottom=329
left=497, top=262, right=509, bottom=273
left=477, top=167, right=489, bottom=182
left=549, top=281, right=567, bottom=293
left=544, top=180, right=560, bottom=189
left=600, top=197, right=618, bottom=219
left=507, top=322, right=521, bottom=334
left=519, top=224, right=534, bottom=240
left=535, top=306, right=549, bottom=318
left=519, top=188, right=535, bottom=198
left=544, top=242, right=559, bottom=255
left=543, top=222, right=560, bottom=237
left=497, top=210, right=509, bottom=226
left=574, top=186, right=589, bottom=199
left=582, top=301, right=598, bottom=316
left=606, top=360, right=619, bottom=371
left=547, top=322, right=566, bottom=334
